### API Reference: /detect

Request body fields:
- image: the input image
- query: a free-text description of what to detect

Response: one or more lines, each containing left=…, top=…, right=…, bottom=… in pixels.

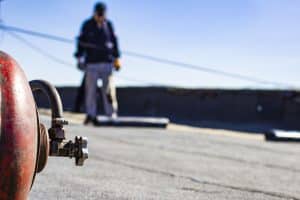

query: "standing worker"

left=75, top=2, right=121, bottom=125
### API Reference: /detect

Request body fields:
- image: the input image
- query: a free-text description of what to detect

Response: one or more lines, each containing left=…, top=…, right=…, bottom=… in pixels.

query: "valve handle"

left=75, top=136, right=89, bottom=166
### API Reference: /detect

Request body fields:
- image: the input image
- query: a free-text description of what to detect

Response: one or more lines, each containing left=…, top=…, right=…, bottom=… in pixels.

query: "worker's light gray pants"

left=85, top=63, right=118, bottom=118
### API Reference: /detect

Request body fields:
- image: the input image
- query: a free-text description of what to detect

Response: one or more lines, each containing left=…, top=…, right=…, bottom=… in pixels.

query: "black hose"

left=29, top=80, right=64, bottom=120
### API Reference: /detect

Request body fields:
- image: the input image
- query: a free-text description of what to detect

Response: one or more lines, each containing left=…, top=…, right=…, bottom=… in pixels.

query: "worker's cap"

left=94, top=2, right=107, bottom=16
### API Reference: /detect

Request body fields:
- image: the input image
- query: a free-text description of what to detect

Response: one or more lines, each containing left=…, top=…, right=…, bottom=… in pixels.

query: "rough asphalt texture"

left=30, top=116, right=300, bottom=200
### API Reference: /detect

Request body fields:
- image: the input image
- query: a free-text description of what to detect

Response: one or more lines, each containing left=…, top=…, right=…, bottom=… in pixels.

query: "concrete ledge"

left=33, top=87, right=300, bottom=132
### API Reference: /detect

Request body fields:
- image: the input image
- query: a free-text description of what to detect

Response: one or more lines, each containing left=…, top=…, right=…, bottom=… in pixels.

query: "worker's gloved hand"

left=77, top=57, right=86, bottom=71
left=114, top=59, right=121, bottom=71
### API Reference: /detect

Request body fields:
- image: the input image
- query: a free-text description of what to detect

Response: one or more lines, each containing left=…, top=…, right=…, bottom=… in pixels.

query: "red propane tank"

left=0, top=52, right=38, bottom=199
left=0, top=51, right=88, bottom=200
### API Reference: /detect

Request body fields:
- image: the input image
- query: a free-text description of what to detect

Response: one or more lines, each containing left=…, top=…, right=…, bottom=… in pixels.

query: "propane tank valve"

left=49, top=135, right=88, bottom=166
left=30, top=80, right=89, bottom=170
left=59, top=136, right=89, bottom=166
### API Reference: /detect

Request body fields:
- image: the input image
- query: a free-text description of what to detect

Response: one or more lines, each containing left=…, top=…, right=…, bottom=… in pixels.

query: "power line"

left=1, top=24, right=74, bottom=44
left=7, top=31, right=74, bottom=67
left=0, top=24, right=293, bottom=88
left=123, top=51, right=290, bottom=87
left=6, top=30, right=158, bottom=85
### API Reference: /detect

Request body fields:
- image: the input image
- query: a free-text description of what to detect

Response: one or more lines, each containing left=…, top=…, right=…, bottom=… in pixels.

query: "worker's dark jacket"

left=75, top=18, right=120, bottom=63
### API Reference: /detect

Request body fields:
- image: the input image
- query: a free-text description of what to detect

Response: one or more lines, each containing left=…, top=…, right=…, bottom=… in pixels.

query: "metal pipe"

left=29, top=80, right=64, bottom=122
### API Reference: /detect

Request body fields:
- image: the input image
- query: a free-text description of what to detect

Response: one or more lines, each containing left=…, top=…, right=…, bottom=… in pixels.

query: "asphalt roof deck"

left=30, top=114, right=300, bottom=200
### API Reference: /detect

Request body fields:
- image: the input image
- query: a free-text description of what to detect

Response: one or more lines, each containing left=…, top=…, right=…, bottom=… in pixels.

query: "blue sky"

left=0, top=0, right=299, bottom=89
